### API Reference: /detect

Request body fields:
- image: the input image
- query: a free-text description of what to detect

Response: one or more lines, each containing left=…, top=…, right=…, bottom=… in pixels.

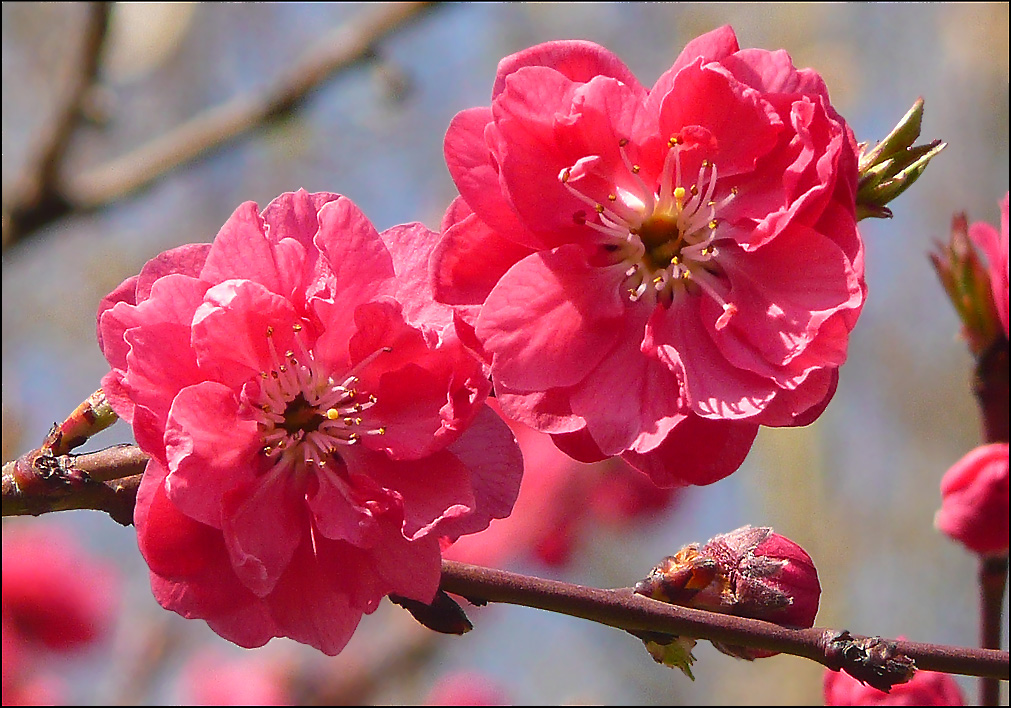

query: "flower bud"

left=635, top=525, right=821, bottom=660
left=935, top=443, right=1010, bottom=557
left=856, top=98, right=946, bottom=220
left=929, top=212, right=1006, bottom=357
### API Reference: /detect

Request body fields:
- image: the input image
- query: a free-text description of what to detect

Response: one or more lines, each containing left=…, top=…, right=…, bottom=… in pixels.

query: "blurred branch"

left=2, top=1, right=111, bottom=248
left=2, top=441, right=1007, bottom=686
left=2, top=1, right=441, bottom=250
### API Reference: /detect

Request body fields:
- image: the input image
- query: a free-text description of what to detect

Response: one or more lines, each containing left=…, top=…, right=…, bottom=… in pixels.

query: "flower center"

left=245, top=323, right=388, bottom=475
left=560, top=134, right=739, bottom=328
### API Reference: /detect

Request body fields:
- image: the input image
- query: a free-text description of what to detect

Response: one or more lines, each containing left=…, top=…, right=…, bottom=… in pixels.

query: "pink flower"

left=636, top=525, right=820, bottom=660
left=96, top=190, right=523, bottom=655
left=424, top=671, right=511, bottom=706
left=1, top=525, right=119, bottom=653
left=442, top=400, right=680, bottom=569
left=823, top=665, right=965, bottom=706
left=934, top=442, right=1009, bottom=557
left=969, top=192, right=1009, bottom=339
left=179, top=648, right=293, bottom=706
left=433, top=27, right=865, bottom=487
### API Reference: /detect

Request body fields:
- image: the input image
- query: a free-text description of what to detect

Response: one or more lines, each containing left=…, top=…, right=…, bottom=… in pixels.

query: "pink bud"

left=635, top=526, right=821, bottom=660
left=823, top=664, right=965, bottom=706
left=935, top=443, right=1010, bottom=557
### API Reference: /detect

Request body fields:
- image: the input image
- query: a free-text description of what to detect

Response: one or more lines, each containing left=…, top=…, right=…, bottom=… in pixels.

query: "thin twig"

left=3, top=2, right=439, bottom=249
left=83, top=3, right=436, bottom=212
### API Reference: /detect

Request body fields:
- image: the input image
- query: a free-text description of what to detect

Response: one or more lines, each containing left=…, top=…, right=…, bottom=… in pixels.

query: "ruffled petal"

left=476, top=245, right=626, bottom=391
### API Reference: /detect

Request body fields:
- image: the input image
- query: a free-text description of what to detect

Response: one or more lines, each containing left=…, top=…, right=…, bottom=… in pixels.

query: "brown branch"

left=2, top=1, right=111, bottom=248
left=2, top=445, right=145, bottom=525
left=439, top=561, right=1010, bottom=683
left=4, top=442, right=1007, bottom=685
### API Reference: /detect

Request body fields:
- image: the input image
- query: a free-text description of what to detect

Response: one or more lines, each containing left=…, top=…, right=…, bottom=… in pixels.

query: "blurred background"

left=2, top=2, right=1008, bottom=705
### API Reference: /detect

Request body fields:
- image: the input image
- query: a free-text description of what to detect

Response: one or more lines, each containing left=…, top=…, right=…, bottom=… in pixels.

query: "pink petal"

left=649, top=25, right=741, bottom=106
left=476, top=245, right=626, bottom=391
left=550, top=426, right=608, bottom=463
left=261, top=536, right=364, bottom=655
left=708, top=224, right=861, bottom=371
left=191, top=279, right=302, bottom=388
left=353, top=447, right=475, bottom=541
left=135, top=243, right=212, bottom=301
left=201, top=202, right=283, bottom=294
left=494, top=384, right=586, bottom=435
left=720, top=48, right=831, bottom=100
left=492, top=39, right=643, bottom=99
left=380, top=220, right=453, bottom=328
left=444, top=108, right=542, bottom=248
left=163, top=381, right=262, bottom=528
left=494, top=72, right=651, bottom=242
left=648, top=295, right=778, bottom=419
left=310, top=197, right=398, bottom=364
left=657, top=60, right=781, bottom=178
left=432, top=201, right=534, bottom=307
left=621, top=415, right=759, bottom=487
left=434, top=404, right=526, bottom=541
left=306, top=463, right=387, bottom=546
left=568, top=304, right=684, bottom=455
left=220, top=471, right=307, bottom=598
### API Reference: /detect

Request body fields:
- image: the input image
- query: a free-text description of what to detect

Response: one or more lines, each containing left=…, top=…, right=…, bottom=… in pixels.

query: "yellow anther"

left=595, top=204, right=605, bottom=214
left=326, top=408, right=341, bottom=420
left=292, top=323, right=302, bottom=332
left=607, top=194, right=617, bottom=202
left=618, top=138, right=629, bottom=147
left=631, top=164, right=641, bottom=174
left=708, top=219, right=718, bottom=229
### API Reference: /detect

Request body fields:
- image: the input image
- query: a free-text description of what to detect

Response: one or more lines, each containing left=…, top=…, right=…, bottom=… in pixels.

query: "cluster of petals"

left=969, top=192, right=1010, bottom=339
left=433, top=25, right=865, bottom=487
left=443, top=400, right=680, bottom=568
left=934, top=442, right=1009, bottom=557
left=823, top=664, right=965, bottom=706
left=96, top=190, right=523, bottom=655
left=2, top=525, right=119, bottom=705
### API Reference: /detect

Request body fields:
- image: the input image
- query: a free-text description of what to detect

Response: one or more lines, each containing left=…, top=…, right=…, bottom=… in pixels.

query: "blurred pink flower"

left=1, top=525, right=119, bottom=652
left=823, top=664, right=965, bottom=706
left=425, top=671, right=511, bottom=706
left=2, top=525, right=118, bottom=706
left=97, top=190, right=523, bottom=655
left=179, top=649, right=292, bottom=706
left=934, top=442, right=1009, bottom=557
left=433, top=26, right=865, bottom=487
left=443, top=400, right=679, bottom=569
left=969, top=193, right=1009, bottom=338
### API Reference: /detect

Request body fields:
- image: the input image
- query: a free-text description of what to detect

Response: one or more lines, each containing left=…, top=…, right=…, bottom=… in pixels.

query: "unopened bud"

left=636, top=525, right=821, bottom=661
left=929, top=213, right=1005, bottom=357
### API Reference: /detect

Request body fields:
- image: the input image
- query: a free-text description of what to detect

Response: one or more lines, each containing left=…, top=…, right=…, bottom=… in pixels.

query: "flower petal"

left=476, top=245, right=626, bottom=391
